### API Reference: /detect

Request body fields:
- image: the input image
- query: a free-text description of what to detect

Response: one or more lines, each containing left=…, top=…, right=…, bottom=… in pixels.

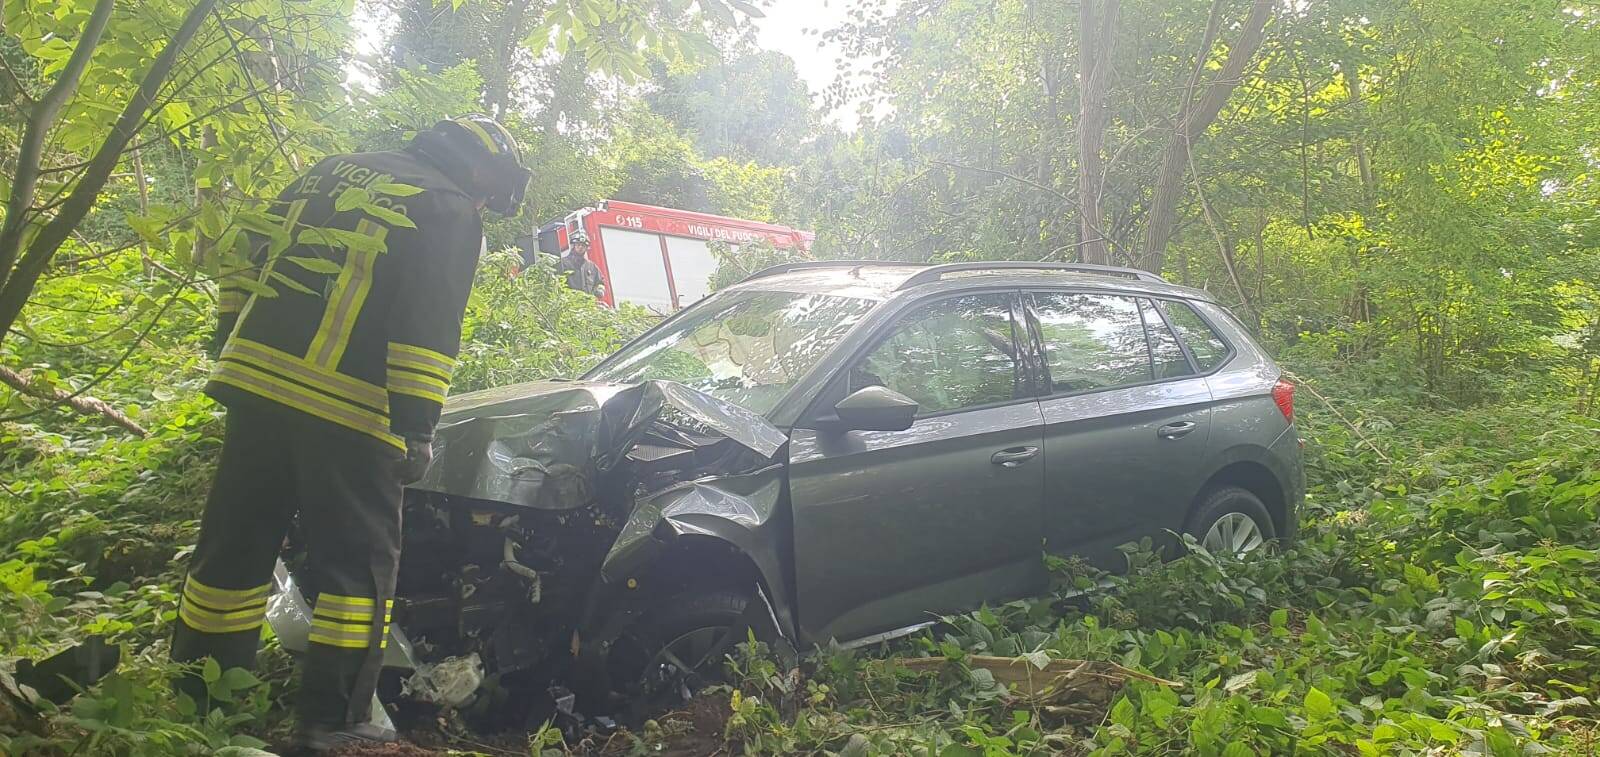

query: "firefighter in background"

left=558, top=230, right=604, bottom=297
left=174, top=115, right=530, bottom=750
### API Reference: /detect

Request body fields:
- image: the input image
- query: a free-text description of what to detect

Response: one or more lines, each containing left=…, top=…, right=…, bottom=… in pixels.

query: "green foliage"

left=455, top=248, right=653, bottom=391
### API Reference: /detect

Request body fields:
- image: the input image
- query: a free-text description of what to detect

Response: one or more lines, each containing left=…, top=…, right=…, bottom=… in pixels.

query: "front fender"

left=600, top=464, right=794, bottom=639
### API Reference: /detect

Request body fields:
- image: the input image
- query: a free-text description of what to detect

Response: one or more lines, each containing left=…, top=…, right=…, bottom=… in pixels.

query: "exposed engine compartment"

left=268, top=379, right=791, bottom=726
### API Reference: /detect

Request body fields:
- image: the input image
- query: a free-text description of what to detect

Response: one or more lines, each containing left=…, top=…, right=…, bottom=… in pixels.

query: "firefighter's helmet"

left=433, top=115, right=530, bottom=217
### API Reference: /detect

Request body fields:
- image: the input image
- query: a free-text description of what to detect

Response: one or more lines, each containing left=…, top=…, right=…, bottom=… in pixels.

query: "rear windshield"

left=589, top=290, right=877, bottom=415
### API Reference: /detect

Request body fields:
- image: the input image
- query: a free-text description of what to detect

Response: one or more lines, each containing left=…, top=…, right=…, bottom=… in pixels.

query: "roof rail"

left=895, top=262, right=1164, bottom=290
left=741, top=260, right=927, bottom=283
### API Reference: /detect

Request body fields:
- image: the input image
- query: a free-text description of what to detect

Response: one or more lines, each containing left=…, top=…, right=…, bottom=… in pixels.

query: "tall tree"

left=1138, top=0, right=1273, bottom=272
left=1076, top=0, right=1120, bottom=265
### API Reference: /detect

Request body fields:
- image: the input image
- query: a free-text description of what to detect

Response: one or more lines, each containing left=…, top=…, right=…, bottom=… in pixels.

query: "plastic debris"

left=401, top=653, right=484, bottom=707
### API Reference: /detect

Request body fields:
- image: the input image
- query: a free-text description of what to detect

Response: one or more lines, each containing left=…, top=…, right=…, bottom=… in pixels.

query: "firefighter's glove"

left=400, top=436, right=434, bottom=484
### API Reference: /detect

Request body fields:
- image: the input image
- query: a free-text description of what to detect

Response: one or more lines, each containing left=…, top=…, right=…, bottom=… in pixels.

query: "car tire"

left=1183, top=485, right=1277, bottom=556
left=606, top=589, right=759, bottom=709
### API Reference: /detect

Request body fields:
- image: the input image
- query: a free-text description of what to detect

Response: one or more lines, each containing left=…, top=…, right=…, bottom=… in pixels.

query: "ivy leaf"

left=365, top=204, right=416, bottom=229
left=202, top=657, right=222, bottom=684
left=269, top=271, right=320, bottom=297
left=1224, top=670, right=1258, bottom=693
left=234, top=277, right=278, bottom=298
left=286, top=256, right=343, bottom=275
left=334, top=187, right=372, bottom=213
left=372, top=182, right=424, bottom=197
left=1305, top=686, right=1336, bottom=720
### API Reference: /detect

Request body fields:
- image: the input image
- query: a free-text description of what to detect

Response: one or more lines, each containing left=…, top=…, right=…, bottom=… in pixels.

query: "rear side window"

left=1140, top=299, right=1194, bottom=380
left=1162, top=301, right=1231, bottom=371
left=1030, top=293, right=1151, bottom=393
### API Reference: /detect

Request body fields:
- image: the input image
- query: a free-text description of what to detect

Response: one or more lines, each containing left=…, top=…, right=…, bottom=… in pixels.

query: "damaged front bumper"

left=266, top=379, right=792, bottom=720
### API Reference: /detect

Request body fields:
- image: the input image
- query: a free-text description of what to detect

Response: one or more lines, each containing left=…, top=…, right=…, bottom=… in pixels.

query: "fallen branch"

left=1282, top=370, right=1394, bottom=465
left=897, top=654, right=1181, bottom=720
left=0, top=364, right=149, bottom=437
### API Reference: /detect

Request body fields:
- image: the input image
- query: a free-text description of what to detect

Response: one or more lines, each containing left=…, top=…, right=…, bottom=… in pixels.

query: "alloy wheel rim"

left=1203, top=512, right=1265, bottom=555
left=644, top=625, right=734, bottom=700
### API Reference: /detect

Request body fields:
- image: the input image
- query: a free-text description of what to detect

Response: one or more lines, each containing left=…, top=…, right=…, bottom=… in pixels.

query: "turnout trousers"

left=171, top=402, right=404, bottom=728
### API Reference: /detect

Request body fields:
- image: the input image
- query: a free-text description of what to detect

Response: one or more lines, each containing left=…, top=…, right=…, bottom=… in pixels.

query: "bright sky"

left=349, top=0, right=876, bottom=124
left=753, top=0, right=884, bottom=128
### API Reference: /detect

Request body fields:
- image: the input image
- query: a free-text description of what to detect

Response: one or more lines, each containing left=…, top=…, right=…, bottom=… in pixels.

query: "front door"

left=1027, top=292, right=1214, bottom=569
left=789, top=292, right=1047, bottom=644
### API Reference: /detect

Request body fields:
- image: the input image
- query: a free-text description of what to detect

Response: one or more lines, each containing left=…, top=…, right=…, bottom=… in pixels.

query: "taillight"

left=1272, top=378, right=1295, bottom=423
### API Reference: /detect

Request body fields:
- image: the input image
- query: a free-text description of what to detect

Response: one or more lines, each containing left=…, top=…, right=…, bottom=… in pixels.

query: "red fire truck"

left=537, top=200, right=815, bottom=313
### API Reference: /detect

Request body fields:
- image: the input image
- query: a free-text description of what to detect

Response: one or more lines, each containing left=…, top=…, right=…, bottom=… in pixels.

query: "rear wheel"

left=1184, top=486, right=1276, bottom=556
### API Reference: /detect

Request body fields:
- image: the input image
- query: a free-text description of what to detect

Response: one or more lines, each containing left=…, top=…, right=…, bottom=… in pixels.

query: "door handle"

left=1158, top=422, right=1198, bottom=440
left=991, top=446, right=1040, bottom=467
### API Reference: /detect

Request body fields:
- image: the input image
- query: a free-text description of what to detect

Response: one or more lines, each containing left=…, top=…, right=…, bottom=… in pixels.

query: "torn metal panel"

left=602, top=465, right=794, bottom=638
left=410, top=380, right=784, bottom=510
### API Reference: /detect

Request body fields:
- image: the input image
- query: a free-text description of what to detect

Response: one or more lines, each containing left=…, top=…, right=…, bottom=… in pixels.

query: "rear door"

left=1027, top=292, right=1214, bottom=569
left=788, top=292, right=1046, bottom=643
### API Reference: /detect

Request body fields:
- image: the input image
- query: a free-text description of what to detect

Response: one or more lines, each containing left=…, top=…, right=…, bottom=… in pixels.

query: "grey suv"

left=278, top=261, right=1304, bottom=718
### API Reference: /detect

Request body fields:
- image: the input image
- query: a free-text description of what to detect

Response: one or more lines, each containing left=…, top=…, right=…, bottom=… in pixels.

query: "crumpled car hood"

left=409, top=379, right=787, bottom=510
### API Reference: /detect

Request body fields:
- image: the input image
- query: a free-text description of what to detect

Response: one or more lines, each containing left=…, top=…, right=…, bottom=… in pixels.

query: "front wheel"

left=606, top=590, right=758, bottom=710
left=1184, top=485, right=1276, bottom=556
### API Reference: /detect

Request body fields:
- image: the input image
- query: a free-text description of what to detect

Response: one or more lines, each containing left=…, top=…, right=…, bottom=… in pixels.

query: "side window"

left=850, top=294, right=1020, bottom=414
left=1140, top=299, right=1195, bottom=380
left=1031, top=293, right=1152, bottom=393
left=1162, top=301, right=1231, bottom=372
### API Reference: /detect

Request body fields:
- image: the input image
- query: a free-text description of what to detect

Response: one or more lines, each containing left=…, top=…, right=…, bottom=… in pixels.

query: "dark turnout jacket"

left=209, top=147, right=483, bottom=450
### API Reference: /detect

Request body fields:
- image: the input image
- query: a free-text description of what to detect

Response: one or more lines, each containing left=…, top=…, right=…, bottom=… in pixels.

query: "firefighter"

left=558, top=230, right=604, bottom=297
left=173, top=115, right=530, bottom=750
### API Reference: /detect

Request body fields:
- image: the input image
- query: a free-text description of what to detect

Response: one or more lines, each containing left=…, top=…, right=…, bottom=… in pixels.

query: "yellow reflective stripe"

left=211, top=362, right=405, bottom=450
left=225, top=338, right=388, bottom=410
left=311, top=617, right=370, bottom=633
left=456, top=120, right=501, bottom=154
left=313, top=606, right=371, bottom=622
left=219, top=292, right=248, bottom=314
left=388, top=343, right=457, bottom=374
left=309, top=618, right=372, bottom=648
left=387, top=372, right=449, bottom=404
left=213, top=360, right=390, bottom=433
left=306, top=220, right=384, bottom=370
left=386, top=357, right=451, bottom=385
left=180, top=600, right=266, bottom=634
left=318, top=593, right=376, bottom=610
left=183, top=577, right=270, bottom=606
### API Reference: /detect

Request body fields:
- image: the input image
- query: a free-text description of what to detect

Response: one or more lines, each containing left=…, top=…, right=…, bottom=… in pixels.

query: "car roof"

left=725, top=262, right=1216, bottom=303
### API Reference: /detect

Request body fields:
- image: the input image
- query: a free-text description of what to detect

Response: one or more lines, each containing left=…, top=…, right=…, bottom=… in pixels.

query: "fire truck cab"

left=536, top=201, right=814, bottom=313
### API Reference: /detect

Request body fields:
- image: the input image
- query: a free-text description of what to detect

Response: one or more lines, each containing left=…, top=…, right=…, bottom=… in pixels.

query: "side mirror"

left=831, top=386, right=919, bottom=432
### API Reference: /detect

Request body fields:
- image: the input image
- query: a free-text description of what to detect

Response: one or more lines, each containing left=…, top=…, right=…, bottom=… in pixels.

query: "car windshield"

left=589, top=290, right=877, bottom=415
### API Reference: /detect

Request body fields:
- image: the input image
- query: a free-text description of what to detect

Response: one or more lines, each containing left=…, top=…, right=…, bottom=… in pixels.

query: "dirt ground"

left=316, top=693, right=731, bottom=757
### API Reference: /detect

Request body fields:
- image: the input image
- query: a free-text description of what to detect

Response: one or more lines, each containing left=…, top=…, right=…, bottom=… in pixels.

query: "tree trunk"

left=1343, top=56, right=1375, bottom=324
left=486, top=0, right=536, bottom=118
left=0, top=0, right=116, bottom=292
left=1076, top=0, right=1119, bottom=265
left=0, top=0, right=220, bottom=347
left=1139, top=0, right=1273, bottom=273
